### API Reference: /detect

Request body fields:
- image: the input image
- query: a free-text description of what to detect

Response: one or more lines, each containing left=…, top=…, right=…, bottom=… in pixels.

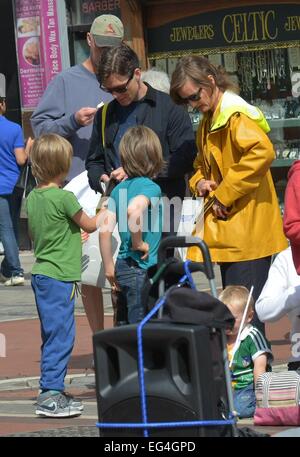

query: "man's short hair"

left=90, top=14, right=124, bottom=48
left=97, top=44, right=139, bottom=85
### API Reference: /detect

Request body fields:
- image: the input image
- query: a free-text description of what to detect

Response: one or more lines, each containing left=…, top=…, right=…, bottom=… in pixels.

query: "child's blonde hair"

left=30, top=134, right=73, bottom=183
left=119, top=126, right=164, bottom=178
left=219, top=285, right=254, bottom=314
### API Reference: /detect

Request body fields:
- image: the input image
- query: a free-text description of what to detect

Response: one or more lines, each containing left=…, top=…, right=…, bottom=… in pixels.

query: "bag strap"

left=101, top=102, right=109, bottom=148
left=22, top=163, right=30, bottom=198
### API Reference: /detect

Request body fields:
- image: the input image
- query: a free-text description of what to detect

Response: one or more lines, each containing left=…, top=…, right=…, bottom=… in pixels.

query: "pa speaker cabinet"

left=93, top=322, right=233, bottom=437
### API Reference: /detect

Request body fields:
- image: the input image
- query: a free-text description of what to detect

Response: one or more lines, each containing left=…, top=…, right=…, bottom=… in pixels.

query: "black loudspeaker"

left=93, top=322, right=233, bottom=437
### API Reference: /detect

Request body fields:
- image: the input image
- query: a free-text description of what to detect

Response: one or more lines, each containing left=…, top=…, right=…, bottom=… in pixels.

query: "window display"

left=152, top=44, right=300, bottom=211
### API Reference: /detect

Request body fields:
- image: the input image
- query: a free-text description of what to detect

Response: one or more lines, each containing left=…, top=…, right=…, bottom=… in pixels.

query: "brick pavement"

left=0, top=251, right=296, bottom=437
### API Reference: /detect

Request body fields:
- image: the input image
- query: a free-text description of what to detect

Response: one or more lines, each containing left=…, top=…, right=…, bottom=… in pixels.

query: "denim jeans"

left=233, top=383, right=256, bottom=418
left=0, top=189, right=23, bottom=277
left=115, top=257, right=148, bottom=324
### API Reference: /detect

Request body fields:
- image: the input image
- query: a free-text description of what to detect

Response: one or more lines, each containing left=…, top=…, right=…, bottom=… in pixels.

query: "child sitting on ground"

left=219, top=285, right=273, bottom=418
left=27, top=133, right=100, bottom=418
left=99, top=125, right=164, bottom=324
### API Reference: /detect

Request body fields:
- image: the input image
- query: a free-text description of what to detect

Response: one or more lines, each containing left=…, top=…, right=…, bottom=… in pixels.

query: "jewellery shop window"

left=153, top=46, right=300, bottom=212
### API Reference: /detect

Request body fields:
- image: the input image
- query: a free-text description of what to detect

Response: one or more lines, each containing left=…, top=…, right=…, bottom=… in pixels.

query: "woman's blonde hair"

left=119, top=126, right=164, bottom=178
left=30, top=133, right=73, bottom=183
left=219, top=285, right=254, bottom=314
left=170, top=55, right=239, bottom=105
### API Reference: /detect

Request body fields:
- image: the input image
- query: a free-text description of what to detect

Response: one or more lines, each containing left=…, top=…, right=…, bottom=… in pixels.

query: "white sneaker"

left=4, top=275, right=25, bottom=286
left=0, top=272, right=9, bottom=283
left=0, top=242, right=4, bottom=255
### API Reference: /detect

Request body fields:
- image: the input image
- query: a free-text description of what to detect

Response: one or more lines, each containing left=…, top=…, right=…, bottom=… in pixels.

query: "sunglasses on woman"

left=100, top=71, right=135, bottom=94
left=179, top=87, right=203, bottom=104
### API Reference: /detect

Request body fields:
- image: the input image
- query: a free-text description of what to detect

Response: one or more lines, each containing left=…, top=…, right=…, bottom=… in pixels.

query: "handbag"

left=16, top=162, right=37, bottom=218
left=254, top=371, right=300, bottom=425
left=175, top=196, right=203, bottom=260
left=15, top=162, right=37, bottom=197
left=64, top=171, right=120, bottom=288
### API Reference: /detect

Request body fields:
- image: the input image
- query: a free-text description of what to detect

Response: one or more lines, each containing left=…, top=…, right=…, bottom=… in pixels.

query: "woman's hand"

left=196, top=179, right=217, bottom=197
left=212, top=199, right=230, bottom=220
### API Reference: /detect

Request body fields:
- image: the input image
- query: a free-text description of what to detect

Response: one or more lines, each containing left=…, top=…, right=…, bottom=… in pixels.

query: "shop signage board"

left=147, top=4, right=300, bottom=58
left=71, top=0, right=121, bottom=25
left=14, top=0, right=62, bottom=109
left=39, top=0, right=63, bottom=90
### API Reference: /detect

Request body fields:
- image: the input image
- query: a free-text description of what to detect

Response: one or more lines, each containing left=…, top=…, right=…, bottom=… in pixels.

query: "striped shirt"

left=227, top=324, right=273, bottom=390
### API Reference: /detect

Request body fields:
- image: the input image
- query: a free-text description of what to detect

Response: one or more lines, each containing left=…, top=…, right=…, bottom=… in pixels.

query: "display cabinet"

left=155, top=46, right=300, bottom=211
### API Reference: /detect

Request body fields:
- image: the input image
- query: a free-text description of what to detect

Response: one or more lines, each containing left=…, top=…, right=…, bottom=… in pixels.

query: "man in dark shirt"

left=86, top=44, right=197, bottom=236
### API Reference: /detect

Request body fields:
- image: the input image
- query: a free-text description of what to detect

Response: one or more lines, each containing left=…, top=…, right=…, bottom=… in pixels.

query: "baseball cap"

left=90, top=14, right=124, bottom=47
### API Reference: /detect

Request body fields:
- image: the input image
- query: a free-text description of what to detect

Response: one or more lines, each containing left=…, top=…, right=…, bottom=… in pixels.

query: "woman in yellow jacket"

left=170, top=56, right=287, bottom=334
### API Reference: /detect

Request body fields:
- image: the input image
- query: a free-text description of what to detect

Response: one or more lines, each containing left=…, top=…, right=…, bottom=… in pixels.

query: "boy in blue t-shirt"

left=99, top=126, right=164, bottom=323
left=0, top=97, right=30, bottom=285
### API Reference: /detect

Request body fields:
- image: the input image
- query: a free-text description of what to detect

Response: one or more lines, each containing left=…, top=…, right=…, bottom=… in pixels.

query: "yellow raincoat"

left=188, top=91, right=287, bottom=262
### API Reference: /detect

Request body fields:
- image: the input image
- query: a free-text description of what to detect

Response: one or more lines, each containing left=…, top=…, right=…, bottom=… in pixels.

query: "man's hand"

left=196, top=179, right=217, bottom=197
left=75, top=107, right=97, bottom=126
left=132, top=241, right=149, bottom=260
left=100, top=174, right=110, bottom=183
left=110, top=167, right=127, bottom=182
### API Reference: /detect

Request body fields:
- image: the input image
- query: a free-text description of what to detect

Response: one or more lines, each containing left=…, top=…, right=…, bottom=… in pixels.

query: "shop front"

left=143, top=0, right=300, bottom=212
left=11, top=0, right=146, bottom=139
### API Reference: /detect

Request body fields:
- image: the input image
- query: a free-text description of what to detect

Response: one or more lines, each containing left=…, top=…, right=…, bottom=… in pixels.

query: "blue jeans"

left=0, top=190, right=23, bottom=277
left=233, top=383, right=256, bottom=418
left=31, top=275, right=76, bottom=391
left=115, top=257, right=147, bottom=324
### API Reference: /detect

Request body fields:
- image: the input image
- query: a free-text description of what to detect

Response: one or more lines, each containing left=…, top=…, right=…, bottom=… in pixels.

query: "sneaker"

left=0, top=272, right=9, bottom=283
left=0, top=242, right=4, bottom=255
left=35, top=391, right=82, bottom=418
left=37, top=389, right=84, bottom=411
left=64, top=392, right=84, bottom=411
left=4, top=275, right=24, bottom=286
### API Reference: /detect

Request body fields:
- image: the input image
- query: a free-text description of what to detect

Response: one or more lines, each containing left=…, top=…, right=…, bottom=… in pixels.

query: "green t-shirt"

left=228, top=324, right=273, bottom=390
left=27, top=187, right=82, bottom=281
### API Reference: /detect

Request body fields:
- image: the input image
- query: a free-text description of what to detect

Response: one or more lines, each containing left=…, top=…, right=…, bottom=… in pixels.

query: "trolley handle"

left=158, top=236, right=214, bottom=280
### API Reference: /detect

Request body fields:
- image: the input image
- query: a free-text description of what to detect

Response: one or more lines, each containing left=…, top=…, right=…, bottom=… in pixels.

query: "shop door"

left=0, top=0, right=21, bottom=124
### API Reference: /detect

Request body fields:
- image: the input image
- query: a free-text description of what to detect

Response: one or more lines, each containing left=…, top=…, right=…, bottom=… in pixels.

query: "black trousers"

left=220, top=256, right=272, bottom=335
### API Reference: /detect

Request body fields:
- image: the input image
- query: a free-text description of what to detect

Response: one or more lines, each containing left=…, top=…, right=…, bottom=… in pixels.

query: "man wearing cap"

left=30, top=15, right=124, bottom=336
left=86, top=44, right=197, bottom=229
left=31, top=14, right=123, bottom=181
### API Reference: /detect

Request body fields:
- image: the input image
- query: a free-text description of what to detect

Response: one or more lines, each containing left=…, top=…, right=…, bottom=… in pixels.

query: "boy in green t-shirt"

left=27, top=134, right=100, bottom=418
left=219, top=285, right=273, bottom=418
